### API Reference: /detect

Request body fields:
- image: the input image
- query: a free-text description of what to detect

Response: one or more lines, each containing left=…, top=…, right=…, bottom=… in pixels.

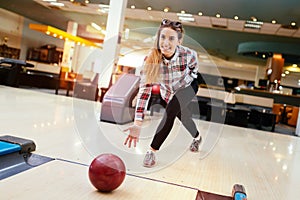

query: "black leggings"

left=150, top=79, right=199, bottom=150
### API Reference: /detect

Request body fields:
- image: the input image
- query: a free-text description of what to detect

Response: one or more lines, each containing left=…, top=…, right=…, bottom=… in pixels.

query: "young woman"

left=124, top=19, right=201, bottom=167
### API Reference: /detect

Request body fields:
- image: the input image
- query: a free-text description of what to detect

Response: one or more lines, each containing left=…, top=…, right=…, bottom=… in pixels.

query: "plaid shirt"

left=135, top=45, right=199, bottom=121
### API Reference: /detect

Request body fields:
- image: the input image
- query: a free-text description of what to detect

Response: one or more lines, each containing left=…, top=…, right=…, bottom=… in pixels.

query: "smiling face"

left=158, top=27, right=181, bottom=58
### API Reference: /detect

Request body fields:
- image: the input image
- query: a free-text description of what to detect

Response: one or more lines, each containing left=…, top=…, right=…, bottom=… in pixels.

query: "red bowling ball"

left=88, top=153, right=126, bottom=192
left=152, top=84, right=160, bottom=95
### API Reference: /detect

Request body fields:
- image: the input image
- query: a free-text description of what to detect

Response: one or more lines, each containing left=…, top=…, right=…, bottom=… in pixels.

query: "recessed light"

left=147, top=6, right=152, bottom=11
left=91, top=22, right=102, bottom=31
left=198, top=12, right=203, bottom=16
left=234, top=16, right=239, bottom=20
left=291, top=21, right=296, bottom=26
left=271, top=19, right=277, bottom=24
left=130, top=5, right=135, bottom=9
left=216, top=13, right=221, bottom=18
left=50, top=2, right=64, bottom=7
left=251, top=17, right=257, bottom=22
left=181, top=10, right=185, bottom=14
left=163, top=7, right=169, bottom=12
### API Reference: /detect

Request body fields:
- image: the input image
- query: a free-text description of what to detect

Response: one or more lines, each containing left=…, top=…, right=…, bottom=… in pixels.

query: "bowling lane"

left=140, top=124, right=300, bottom=199
left=0, top=86, right=96, bottom=164
left=1, top=86, right=300, bottom=199
left=0, top=160, right=197, bottom=200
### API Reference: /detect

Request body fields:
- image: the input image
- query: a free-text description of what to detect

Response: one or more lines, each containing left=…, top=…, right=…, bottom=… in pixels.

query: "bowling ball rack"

left=0, top=135, right=53, bottom=180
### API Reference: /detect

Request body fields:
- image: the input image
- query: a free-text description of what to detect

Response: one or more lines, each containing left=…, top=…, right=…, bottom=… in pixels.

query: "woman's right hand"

left=123, top=124, right=141, bottom=148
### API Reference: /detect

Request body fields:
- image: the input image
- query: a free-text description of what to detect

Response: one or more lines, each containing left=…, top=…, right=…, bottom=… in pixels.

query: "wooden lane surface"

left=1, top=87, right=300, bottom=199
left=0, top=160, right=198, bottom=200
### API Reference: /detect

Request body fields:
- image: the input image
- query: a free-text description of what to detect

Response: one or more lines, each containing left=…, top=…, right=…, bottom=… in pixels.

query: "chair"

left=280, top=104, right=293, bottom=124
left=73, top=72, right=99, bottom=101
left=272, top=103, right=282, bottom=123
left=287, top=107, right=299, bottom=127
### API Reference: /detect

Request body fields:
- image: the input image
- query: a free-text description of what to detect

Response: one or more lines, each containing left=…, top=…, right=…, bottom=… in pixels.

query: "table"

left=206, top=102, right=251, bottom=127
left=249, top=108, right=276, bottom=132
left=55, top=77, right=80, bottom=96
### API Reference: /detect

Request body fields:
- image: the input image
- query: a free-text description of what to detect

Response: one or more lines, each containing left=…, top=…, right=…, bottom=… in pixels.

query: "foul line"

left=55, top=157, right=199, bottom=191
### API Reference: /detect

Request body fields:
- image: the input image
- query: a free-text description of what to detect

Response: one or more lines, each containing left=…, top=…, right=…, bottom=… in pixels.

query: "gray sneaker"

left=190, top=137, right=202, bottom=152
left=143, top=151, right=156, bottom=167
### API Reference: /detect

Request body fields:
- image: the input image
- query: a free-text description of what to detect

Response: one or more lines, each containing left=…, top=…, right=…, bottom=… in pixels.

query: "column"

left=296, top=108, right=300, bottom=136
left=98, top=0, right=128, bottom=88
left=61, top=21, right=78, bottom=73
left=266, top=54, right=284, bottom=91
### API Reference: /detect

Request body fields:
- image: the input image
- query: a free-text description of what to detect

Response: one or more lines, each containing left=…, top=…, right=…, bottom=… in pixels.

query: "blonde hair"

left=144, top=22, right=184, bottom=84
left=144, top=48, right=162, bottom=83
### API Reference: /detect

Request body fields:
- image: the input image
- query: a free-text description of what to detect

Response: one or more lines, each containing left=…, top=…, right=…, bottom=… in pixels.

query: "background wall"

left=0, top=8, right=64, bottom=60
left=1, top=8, right=299, bottom=89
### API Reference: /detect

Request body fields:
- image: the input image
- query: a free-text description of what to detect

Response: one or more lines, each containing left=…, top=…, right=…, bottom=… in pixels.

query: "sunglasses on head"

left=161, top=19, right=182, bottom=31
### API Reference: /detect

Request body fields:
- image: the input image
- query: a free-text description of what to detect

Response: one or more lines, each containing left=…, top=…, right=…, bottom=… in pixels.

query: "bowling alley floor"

left=1, top=85, right=300, bottom=200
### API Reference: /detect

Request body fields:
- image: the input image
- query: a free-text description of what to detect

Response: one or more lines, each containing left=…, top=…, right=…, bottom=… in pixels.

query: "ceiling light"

left=251, top=17, right=257, bottom=22
left=98, top=4, right=109, bottom=13
left=181, top=10, right=186, bottom=14
left=98, top=4, right=109, bottom=8
left=285, top=71, right=290, bottom=74
left=29, top=24, right=100, bottom=47
left=130, top=5, right=135, bottom=9
left=91, top=22, right=102, bottom=31
left=292, top=64, right=298, bottom=67
left=244, top=20, right=263, bottom=29
left=234, top=16, right=239, bottom=20
left=177, top=12, right=194, bottom=22
left=85, top=0, right=89, bottom=4
left=291, top=21, right=296, bottom=26
left=177, top=13, right=193, bottom=17
left=163, top=7, right=169, bottom=12
left=147, top=6, right=152, bottom=11
left=216, top=13, right=221, bottom=18
left=271, top=20, right=277, bottom=24
left=50, top=2, right=64, bottom=7
left=178, top=16, right=195, bottom=22
left=198, top=12, right=203, bottom=16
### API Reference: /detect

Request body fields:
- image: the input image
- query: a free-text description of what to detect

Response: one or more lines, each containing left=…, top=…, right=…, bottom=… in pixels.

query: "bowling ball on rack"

left=152, top=84, right=160, bottom=95
left=88, top=153, right=126, bottom=192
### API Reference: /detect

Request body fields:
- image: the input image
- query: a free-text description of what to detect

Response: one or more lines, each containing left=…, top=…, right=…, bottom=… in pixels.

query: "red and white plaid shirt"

left=135, top=45, right=199, bottom=121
